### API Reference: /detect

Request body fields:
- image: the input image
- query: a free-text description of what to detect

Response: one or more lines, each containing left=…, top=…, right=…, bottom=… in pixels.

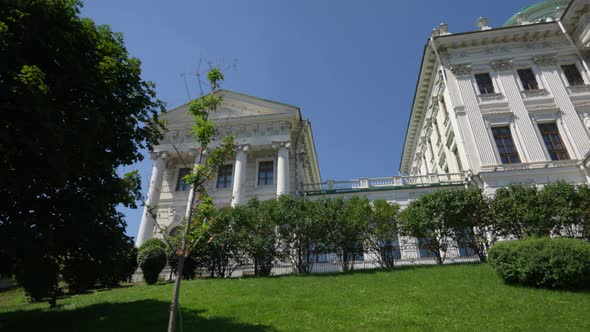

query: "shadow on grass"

left=0, top=299, right=276, bottom=332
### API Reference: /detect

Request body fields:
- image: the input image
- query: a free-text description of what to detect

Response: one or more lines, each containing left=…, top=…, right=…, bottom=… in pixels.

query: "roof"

left=503, top=0, right=571, bottom=27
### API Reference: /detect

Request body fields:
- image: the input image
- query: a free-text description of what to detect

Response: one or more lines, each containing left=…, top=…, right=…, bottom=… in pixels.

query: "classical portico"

left=135, top=90, right=321, bottom=245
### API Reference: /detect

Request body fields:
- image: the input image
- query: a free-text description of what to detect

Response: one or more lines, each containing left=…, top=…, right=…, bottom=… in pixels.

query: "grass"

left=1, top=263, right=589, bottom=331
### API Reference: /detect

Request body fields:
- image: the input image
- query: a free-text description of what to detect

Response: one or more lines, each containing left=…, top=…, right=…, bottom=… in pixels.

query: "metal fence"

left=131, top=254, right=481, bottom=282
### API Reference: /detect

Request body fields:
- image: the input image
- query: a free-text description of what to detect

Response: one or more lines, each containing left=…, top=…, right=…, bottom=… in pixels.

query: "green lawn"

left=1, top=264, right=589, bottom=331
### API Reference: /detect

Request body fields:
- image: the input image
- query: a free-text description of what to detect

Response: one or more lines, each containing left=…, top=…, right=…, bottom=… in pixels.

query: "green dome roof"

left=503, top=0, right=571, bottom=27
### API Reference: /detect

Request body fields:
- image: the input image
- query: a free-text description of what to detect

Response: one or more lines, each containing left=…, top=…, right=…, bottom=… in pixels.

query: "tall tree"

left=366, top=200, right=400, bottom=269
left=167, top=68, right=235, bottom=332
left=0, top=0, right=163, bottom=305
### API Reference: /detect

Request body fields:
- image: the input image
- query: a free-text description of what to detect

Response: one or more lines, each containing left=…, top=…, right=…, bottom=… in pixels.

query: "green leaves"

left=1, top=0, right=164, bottom=304
left=15, top=65, right=48, bottom=94
left=207, top=67, right=224, bottom=90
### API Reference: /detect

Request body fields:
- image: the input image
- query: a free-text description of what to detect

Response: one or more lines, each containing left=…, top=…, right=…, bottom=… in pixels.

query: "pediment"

left=160, top=90, right=300, bottom=129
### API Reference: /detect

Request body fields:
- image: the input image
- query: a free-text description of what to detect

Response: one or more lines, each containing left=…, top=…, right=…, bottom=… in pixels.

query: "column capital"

left=235, top=144, right=250, bottom=152
left=149, top=151, right=168, bottom=160
left=272, top=141, right=291, bottom=149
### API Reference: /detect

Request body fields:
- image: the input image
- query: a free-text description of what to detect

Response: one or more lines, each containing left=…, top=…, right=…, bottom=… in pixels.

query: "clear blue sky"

left=80, top=0, right=542, bottom=238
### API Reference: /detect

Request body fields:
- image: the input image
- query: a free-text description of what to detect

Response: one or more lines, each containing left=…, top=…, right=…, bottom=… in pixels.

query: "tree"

left=538, top=181, right=583, bottom=239
left=167, top=68, right=235, bottom=332
left=137, top=239, right=167, bottom=285
left=490, top=184, right=549, bottom=239
left=243, top=198, right=281, bottom=276
left=578, top=185, right=590, bottom=241
left=200, top=206, right=248, bottom=278
left=366, top=200, right=400, bottom=269
left=275, top=196, right=327, bottom=273
left=0, top=1, right=163, bottom=305
left=453, top=188, right=492, bottom=262
left=322, top=197, right=371, bottom=271
left=399, top=189, right=478, bottom=264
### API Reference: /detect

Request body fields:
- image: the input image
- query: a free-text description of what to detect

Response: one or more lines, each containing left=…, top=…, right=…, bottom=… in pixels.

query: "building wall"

left=408, top=33, right=590, bottom=194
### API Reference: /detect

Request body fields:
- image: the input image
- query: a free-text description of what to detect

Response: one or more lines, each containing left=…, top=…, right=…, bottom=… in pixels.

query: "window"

left=216, top=164, right=233, bottom=188
left=475, top=73, right=495, bottom=94
left=491, top=126, right=521, bottom=164
left=562, top=64, right=585, bottom=86
left=538, top=123, right=570, bottom=161
left=176, top=168, right=191, bottom=191
left=169, top=227, right=182, bottom=237
left=517, top=68, right=539, bottom=90
left=257, top=161, right=274, bottom=185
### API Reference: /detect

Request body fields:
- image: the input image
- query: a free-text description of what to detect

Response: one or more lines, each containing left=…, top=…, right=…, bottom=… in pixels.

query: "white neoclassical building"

left=135, top=90, right=321, bottom=246
left=137, top=0, right=590, bottom=262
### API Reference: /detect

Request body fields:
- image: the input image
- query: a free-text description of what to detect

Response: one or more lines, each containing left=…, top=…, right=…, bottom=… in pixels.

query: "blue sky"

left=80, top=0, right=543, bottom=238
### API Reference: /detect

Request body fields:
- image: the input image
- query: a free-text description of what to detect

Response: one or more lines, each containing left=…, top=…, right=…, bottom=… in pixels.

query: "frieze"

left=449, top=63, right=472, bottom=76
left=484, top=47, right=509, bottom=55
left=161, top=121, right=293, bottom=144
left=490, top=58, right=513, bottom=72
left=533, top=55, right=557, bottom=67
left=524, top=42, right=552, bottom=50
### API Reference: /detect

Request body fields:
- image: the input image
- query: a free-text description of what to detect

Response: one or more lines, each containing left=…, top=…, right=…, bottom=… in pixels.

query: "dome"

left=503, top=0, right=571, bottom=27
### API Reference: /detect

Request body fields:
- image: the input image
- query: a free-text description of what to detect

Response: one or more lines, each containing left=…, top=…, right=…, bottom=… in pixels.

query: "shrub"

left=137, top=239, right=166, bottom=285
left=488, top=237, right=590, bottom=289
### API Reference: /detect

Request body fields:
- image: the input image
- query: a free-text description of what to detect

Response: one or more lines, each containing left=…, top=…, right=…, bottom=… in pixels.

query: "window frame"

left=215, top=163, right=234, bottom=189
left=175, top=167, right=192, bottom=191
left=537, top=121, right=571, bottom=161
left=474, top=72, right=496, bottom=95
left=516, top=67, right=540, bottom=91
left=490, top=125, right=522, bottom=165
left=255, top=158, right=276, bottom=187
left=561, top=63, right=587, bottom=87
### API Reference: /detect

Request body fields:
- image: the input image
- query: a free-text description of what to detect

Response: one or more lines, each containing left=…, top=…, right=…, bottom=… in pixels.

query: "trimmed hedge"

left=137, top=239, right=166, bottom=285
left=488, top=237, right=590, bottom=289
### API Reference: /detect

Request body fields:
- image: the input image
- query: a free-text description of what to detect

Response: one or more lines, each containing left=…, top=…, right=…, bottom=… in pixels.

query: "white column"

left=182, top=149, right=201, bottom=229
left=231, top=145, right=249, bottom=207
left=274, top=141, right=291, bottom=197
left=136, top=152, right=167, bottom=247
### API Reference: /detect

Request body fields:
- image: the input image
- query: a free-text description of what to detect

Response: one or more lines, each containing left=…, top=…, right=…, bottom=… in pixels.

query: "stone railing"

left=303, top=173, right=466, bottom=195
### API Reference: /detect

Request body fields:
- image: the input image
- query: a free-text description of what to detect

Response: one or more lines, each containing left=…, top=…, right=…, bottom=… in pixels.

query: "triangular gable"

left=160, top=90, right=301, bottom=129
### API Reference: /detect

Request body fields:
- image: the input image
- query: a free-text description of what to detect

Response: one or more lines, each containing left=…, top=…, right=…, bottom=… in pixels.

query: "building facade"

left=135, top=90, right=321, bottom=246
left=137, top=0, right=590, bottom=261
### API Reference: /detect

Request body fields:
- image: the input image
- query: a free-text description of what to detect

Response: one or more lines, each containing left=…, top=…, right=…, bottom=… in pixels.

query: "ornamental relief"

left=161, top=120, right=292, bottom=144
left=490, top=58, right=513, bottom=72
left=533, top=55, right=558, bottom=67
left=443, top=42, right=567, bottom=65
left=449, top=63, right=472, bottom=76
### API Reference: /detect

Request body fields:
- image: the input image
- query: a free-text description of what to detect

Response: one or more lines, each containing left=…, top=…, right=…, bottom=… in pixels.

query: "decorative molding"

left=567, top=84, right=590, bottom=94
left=161, top=120, right=292, bottom=145
left=524, top=42, right=552, bottom=50
left=150, top=151, right=168, bottom=160
left=272, top=141, right=291, bottom=149
left=477, top=93, right=505, bottom=103
left=521, top=89, right=548, bottom=98
left=533, top=54, right=558, bottom=67
left=235, top=144, right=250, bottom=152
left=449, top=63, right=472, bottom=76
left=490, top=58, right=513, bottom=72
left=484, top=47, right=510, bottom=56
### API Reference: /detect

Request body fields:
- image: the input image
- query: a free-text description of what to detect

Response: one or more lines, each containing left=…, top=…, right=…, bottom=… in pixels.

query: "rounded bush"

left=137, top=239, right=166, bottom=285
left=488, top=237, right=590, bottom=289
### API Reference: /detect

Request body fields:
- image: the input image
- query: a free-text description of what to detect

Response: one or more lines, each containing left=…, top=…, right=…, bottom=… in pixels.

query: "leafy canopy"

left=0, top=0, right=163, bottom=304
